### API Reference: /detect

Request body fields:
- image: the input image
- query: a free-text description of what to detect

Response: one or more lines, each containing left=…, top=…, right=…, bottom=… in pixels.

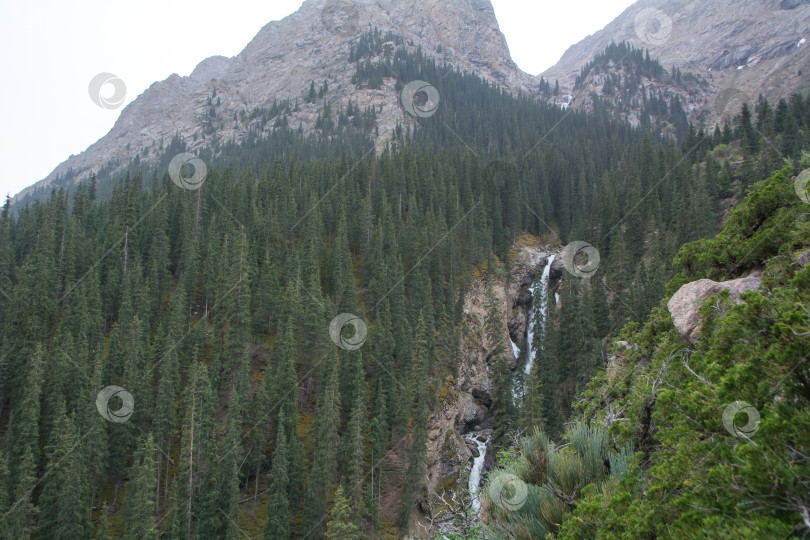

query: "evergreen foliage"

left=1, top=29, right=809, bottom=538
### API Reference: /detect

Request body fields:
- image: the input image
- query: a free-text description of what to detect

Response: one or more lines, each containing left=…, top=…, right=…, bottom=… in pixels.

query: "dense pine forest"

left=1, top=33, right=809, bottom=539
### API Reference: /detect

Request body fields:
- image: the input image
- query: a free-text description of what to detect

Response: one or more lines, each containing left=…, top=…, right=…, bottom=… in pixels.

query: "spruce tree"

left=5, top=344, right=43, bottom=488
left=264, top=408, right=291, bottom=540
left=3, top=447, right=37, bottom=540
left=325, top=486, right=361, bottom=540
left=341, top=376, right=368, bottom=520
left=122, top=435, right=159, bottom=540
left=303, top=352, right=341, bottom=538
left=95, top=502, right=112, bottom=540
left=485, top=288, right=513, bottom=441
left=399, top=313, right=431, bottom=529
left=37, top=405, right=92, bottom=540
left=0, top=452, right=8, bottom=536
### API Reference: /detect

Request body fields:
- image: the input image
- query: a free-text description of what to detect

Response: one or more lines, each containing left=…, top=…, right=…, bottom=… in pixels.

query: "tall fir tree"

left=122, top=434, right=159, bottom=540
left=264, top=408, right=291, bottom=540
left=485, top=288, right=514, bottom=441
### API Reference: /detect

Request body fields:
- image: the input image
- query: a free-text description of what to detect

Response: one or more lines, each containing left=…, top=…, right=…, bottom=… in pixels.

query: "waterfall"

left=510, top=338, right=521, bottom=361
left=525, top=283, right=536, bottom=374
left=524, top=254, right=555, bottom=376
left=464, top=432, right=490, bottom=513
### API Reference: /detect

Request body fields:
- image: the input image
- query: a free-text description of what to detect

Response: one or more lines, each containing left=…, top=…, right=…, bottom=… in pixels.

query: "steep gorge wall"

left=410, top=242, right=555, bottom=537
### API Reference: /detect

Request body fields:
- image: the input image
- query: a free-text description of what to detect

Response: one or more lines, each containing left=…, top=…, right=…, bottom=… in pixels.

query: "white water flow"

left=464, top=433, right=490, bottom=513
left=524, top=254, right=555, bottom=376
left=510, top=338, right=521, bottom=361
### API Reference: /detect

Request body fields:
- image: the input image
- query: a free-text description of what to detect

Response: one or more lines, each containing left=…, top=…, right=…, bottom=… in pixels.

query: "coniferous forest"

left=1, top=33, right=810, bottom=539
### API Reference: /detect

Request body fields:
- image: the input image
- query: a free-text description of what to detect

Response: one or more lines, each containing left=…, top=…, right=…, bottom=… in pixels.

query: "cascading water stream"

left=464, top=432, right=490, bottom=513
left=510, top=338, right=521, bottom=361
left=524, top=254, right=555, bottom=376
left=465, top=255, right=555, bottom=521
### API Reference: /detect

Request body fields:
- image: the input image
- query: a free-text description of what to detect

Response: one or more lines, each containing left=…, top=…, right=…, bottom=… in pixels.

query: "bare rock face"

left=605, top=341, right=638, bottom=379
left=18, top=0, right=536, bottom=202
left=17, top=0, right=810, bottom=203
left=542, top=0, right=810, bottom=125
left=668, top=274, right=762, bottom=343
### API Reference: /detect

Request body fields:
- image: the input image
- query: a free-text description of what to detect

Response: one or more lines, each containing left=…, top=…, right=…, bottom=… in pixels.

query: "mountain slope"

left=542, top=0, right=810, bottom=124
left=567, top=41, right=711, bottom=138
left=18, top=0, right=810, bottom=205
left=15, top=0, right=535, bottom=204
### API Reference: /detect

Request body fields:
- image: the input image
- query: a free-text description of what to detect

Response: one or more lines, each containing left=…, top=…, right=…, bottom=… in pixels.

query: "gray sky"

left=0, top=0, right=636, bottom=199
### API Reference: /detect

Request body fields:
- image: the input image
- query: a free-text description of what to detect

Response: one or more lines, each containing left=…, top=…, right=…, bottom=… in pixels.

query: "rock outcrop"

left=668, top=273, right=762, bottom=343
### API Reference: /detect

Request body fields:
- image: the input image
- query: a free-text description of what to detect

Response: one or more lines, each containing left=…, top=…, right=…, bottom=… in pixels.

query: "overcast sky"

left=0, top=0, right=636, bottom=199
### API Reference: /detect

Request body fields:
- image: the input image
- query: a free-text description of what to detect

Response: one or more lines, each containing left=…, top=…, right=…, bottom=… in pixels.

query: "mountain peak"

left=16, top=0, right=533, bottom=203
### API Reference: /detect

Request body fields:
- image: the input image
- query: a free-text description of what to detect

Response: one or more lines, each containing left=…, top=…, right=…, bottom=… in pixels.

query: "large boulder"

left=668, top=274, right=762, bottom=343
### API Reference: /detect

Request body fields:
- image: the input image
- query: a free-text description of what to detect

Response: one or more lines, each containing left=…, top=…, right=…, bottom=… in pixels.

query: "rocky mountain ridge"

left=16, top=0, right=810, bottom=203
left=15, top=0, right=534, bottom=203
left=542, top=0, right=810, bottom=126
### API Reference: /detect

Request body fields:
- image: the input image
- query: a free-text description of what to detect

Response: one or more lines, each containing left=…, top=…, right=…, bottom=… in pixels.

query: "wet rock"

left=507, top=318, right=523, bottom=341
left=780, top=0, right=807, bottom=10
left=549, top=256, right=565, bottom=283
left=484, top=438, right=495, bottom=471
